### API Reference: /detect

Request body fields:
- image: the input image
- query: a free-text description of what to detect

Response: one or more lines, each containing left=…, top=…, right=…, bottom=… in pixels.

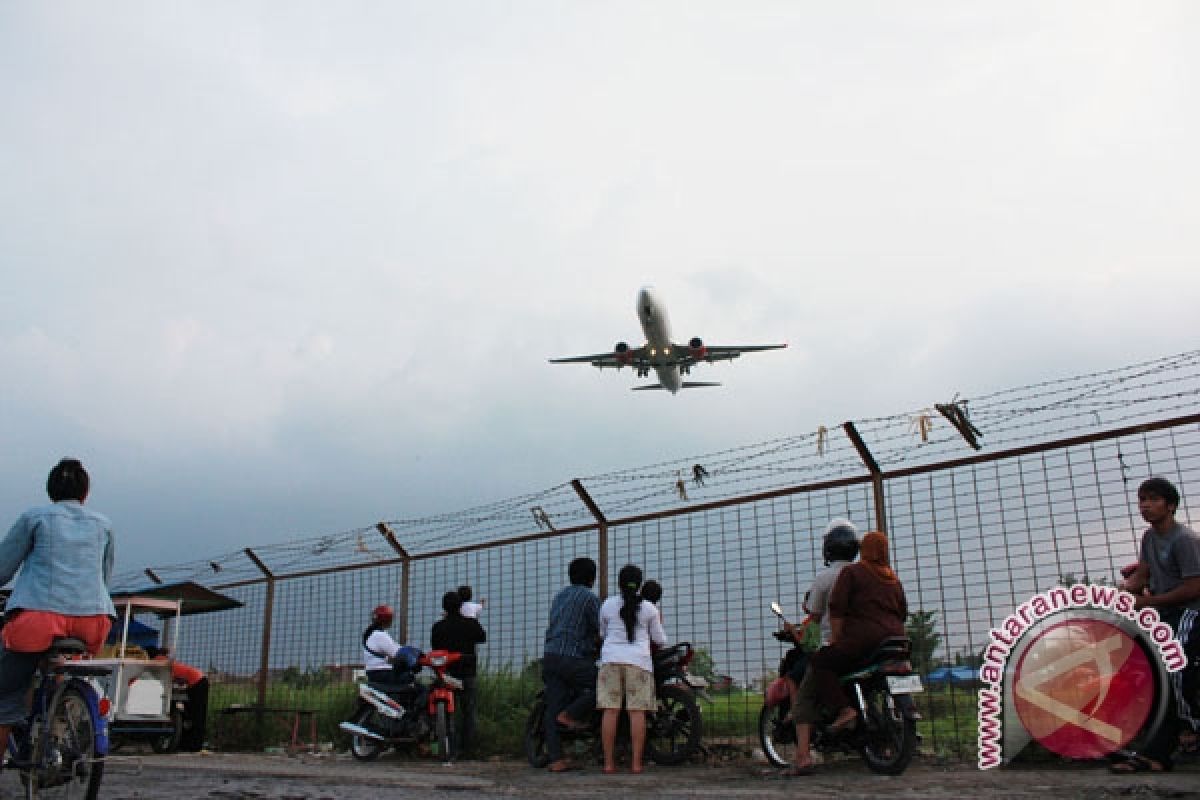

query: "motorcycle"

left=524, top=642, right=707, bottom=767
left=340, top=649, right=463, bottom=763
left=759, top=602, right=922, bottom=776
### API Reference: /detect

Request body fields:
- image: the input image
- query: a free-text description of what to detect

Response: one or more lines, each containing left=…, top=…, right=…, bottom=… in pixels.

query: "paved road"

left=10, top=752, right=1199, bottom=799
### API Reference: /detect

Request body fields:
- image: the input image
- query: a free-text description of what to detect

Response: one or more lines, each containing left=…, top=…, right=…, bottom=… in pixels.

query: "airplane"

left=549, top=286, right=787, bottom=393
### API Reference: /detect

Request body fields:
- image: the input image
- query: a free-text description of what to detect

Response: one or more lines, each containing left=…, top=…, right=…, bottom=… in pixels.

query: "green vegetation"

left=905, top=609, right=942, bottom=674
left=913, top=684, right=979, bottom=759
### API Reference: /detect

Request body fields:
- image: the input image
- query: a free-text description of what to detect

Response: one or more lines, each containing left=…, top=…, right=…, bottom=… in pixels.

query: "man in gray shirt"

left=1115, top=477, right=1200, bottom=772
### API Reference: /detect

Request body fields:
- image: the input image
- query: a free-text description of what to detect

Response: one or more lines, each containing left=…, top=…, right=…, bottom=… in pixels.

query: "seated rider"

left=781, top=519, right=859, bottom=729
left=0, top=459, right=116, bottom=754
left=362, top=604, right=420, bottom=689
left=787, top=530, right=908, bottom=777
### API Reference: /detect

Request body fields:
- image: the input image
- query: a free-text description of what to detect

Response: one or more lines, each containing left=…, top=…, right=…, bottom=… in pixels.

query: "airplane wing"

left=673, top=342, right=787, bottom=366
left=548, top=346, right=650, bottom=370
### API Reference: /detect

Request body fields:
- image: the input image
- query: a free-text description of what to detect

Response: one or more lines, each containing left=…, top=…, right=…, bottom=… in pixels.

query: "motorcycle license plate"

left=886, top=675, right=924, bottom=694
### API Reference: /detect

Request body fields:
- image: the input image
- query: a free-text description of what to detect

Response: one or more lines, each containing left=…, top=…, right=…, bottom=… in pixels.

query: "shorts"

left=596, top=662, right=656, bottom=711
left=0, top=611, right=112, bottom=726
left=2, top=610, right=111, bottom=654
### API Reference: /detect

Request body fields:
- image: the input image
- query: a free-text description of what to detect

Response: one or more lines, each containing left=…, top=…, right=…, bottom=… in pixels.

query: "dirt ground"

left=17, top=750, right=1197, bottom=800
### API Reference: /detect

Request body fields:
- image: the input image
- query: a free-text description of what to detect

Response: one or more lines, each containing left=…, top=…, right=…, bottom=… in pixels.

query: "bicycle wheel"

left=26, top=683, right=104, bottom=800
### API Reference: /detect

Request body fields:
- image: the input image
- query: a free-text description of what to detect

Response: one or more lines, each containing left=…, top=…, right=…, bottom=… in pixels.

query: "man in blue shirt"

left=541, top=557, right=600, bottom=772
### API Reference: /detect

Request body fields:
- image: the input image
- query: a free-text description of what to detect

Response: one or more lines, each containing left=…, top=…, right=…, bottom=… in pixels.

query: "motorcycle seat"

left=862, top=636, right=911, bottom=664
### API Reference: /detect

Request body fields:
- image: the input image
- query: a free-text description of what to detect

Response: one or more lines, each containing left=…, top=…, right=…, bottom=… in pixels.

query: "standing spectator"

left=458, top=585, right=485, bottom=619
left=431, top=591, right=487, bottom=758
left=541, top=557, right=601, bottom=772
left=597, top=564, right=666, bottom=774
left=147, top=647, right=209, bottom=752
left=1113, top=477, right=1200, bottom=773
left=0, top=459, right=117, bottom=750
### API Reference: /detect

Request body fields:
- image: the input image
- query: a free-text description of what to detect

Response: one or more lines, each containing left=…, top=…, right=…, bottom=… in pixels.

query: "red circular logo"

left=1012, top=618, right=1154, bottom=759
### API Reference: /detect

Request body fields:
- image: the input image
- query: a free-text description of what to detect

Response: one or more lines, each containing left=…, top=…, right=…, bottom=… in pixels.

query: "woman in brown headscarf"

left=785, top=531, right=908, bottom=775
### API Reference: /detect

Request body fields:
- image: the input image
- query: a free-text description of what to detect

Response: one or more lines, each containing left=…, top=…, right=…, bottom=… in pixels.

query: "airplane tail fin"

left=632, top=382, right=722, bottom=391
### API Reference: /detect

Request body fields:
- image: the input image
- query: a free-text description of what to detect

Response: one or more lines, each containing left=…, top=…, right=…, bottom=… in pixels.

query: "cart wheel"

left=150, top=710, right=184, bottom=754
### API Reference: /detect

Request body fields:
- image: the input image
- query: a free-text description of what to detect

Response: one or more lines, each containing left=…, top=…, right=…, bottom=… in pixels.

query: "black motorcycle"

left=524, top=642, right=706, bottom=767
left=759, top=602, right=923, bottom=775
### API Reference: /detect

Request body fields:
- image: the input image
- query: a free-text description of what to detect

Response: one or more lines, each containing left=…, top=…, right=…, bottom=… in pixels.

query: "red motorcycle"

left=341, top=649, right=463, bottom=762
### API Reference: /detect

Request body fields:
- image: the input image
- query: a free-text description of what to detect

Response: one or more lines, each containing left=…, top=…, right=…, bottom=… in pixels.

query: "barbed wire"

left=111, top=347, right=1200, bottom=591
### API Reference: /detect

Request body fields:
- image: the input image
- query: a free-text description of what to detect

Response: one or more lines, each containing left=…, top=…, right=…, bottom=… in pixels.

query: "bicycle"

left=4, top=637, right=110, bottom=799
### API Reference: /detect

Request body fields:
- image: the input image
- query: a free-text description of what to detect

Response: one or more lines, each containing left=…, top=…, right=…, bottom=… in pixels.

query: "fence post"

left=376, top=523, right=412, bottom=644
left=244, top=548, right=275, bottom=712
left=571, top=479, right=608, bottom=597
left=842, top=421, right=888, bottom=534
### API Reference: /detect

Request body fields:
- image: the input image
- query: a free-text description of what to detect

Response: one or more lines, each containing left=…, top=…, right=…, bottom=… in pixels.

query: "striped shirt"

left=544, top=584, right=601, bottom=660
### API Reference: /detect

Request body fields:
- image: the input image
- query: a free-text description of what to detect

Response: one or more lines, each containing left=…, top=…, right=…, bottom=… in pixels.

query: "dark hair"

left=457, top=585, right=473, bottom=602
left=442, top=590, right=464, bottom=615
left=617, top=564, right=643, bottom=643
left=1139, top=477, right=1180, bottom=509
left=47, top=458, right=89, bottom=503
left=568, top=557, right=597, bottom=587
left=641, top=580, right=662, bottom=604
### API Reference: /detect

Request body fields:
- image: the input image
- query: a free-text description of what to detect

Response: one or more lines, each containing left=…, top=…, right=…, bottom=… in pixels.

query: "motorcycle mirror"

left=770, top=601, right=785, bottom=619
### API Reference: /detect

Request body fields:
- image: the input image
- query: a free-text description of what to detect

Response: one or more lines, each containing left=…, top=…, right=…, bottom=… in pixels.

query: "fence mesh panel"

left=107, top=350, right=1200, bottom=759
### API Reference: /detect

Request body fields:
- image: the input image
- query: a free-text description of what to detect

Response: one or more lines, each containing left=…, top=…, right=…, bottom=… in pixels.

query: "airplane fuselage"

left=636, top=287, right=683, bottom=393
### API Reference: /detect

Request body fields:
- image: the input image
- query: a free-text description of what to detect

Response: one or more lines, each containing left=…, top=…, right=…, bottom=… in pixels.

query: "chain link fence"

left=112, top=349, right=1200, bottom=758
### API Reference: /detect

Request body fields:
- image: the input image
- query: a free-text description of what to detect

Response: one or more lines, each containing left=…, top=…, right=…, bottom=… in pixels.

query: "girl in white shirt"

left=596, top=564, right=667, bottom=774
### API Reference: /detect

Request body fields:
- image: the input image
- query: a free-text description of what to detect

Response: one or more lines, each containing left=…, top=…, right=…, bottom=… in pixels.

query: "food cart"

left=103, top=581, right=244, bottom=753
left=91, top=596, right=183, bottom=752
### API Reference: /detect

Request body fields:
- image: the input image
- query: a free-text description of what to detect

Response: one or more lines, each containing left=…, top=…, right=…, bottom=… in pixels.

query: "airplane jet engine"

left=688, top=337, right=707, bottom=359
left=614, top=341, right=633, bottom=366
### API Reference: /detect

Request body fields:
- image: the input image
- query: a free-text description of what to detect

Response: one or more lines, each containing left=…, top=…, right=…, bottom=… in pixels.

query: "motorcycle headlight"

left=430, top=655, right=447, bottom=667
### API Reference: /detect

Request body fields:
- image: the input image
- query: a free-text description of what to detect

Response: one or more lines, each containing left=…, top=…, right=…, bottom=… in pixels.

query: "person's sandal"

left=1109, top=753, right=1171, bottom=773
left=781, top=764, right=816, bottom=776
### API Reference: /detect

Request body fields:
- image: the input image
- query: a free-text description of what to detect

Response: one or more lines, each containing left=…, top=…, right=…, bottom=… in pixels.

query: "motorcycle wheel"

left=857, top=684, right=917, bottom=776
left=523, top=699, right=551, bottom=768
left=149, top=709, right=184, bottom=754
left=646, top=684, right=702, bottom=766
left=435, top=700, right=455, bottom=763
left=348, top=707, right=384, bottom=762
left=757, top=703, right=796, bottom=768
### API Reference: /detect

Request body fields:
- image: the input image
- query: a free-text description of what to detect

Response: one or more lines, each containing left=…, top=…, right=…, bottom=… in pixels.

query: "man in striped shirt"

left=542, top=557, right=601, bottom=772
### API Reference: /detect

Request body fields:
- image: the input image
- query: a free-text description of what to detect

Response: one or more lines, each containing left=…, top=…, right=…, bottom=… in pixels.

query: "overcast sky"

left=2, top=2, right=1197, bottom=575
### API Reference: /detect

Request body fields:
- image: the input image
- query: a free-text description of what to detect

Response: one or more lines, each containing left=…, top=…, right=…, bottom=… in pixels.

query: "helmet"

left=822, top=518, right=859, bottom=565
left=372, top=604, right=394, bottom=626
